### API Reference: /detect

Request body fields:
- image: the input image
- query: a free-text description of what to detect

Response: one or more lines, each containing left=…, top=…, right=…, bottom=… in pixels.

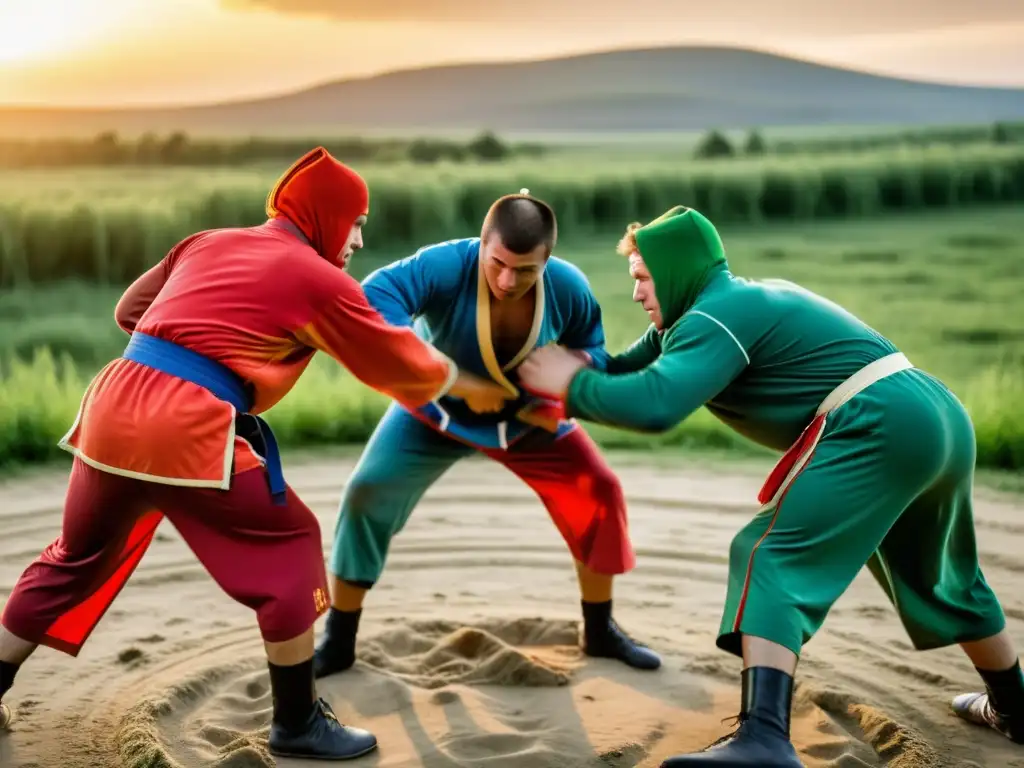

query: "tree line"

left=0, top=130, right=541, bottom=169
left=694, top=121, right=1024, bottom=159
left=1, top=119, right=1021, bottom=168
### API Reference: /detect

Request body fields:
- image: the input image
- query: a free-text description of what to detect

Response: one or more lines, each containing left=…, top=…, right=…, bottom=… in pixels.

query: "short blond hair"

left=616, top=222, right=642, bottom=257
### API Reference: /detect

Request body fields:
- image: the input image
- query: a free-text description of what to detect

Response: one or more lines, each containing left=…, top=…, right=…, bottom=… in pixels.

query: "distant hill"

left=3, top=45, right=1024, bottom=139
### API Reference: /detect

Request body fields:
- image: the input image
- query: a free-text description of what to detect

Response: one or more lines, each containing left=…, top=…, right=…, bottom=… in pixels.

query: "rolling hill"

left=2, top=45, right=1024, bottom=139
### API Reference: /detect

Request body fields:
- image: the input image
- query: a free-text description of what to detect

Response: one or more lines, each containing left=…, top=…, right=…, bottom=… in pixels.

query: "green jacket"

left=565, top=207, right=900, bottom=451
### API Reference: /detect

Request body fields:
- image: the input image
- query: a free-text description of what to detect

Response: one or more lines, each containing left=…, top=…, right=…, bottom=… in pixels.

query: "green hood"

left=634, top=206, right=728, bottom=328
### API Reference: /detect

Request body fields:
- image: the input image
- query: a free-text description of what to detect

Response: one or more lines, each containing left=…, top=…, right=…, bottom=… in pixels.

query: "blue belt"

left=122, top=332, right=286, bottom=505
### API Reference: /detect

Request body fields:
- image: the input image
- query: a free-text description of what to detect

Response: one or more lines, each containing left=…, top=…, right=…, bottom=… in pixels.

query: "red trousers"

left=479, top=428, right=635, bottom=575
left=1, top=459, right=328, bottom=657
left=330, top=406, right=635, bottom=585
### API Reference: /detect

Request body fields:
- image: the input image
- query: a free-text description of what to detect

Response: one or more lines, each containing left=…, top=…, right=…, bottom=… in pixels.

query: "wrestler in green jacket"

left=518, top=206, right=1023, bottom=767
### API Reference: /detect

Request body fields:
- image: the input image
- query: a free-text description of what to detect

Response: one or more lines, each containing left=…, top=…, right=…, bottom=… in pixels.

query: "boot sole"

left=583, top=649, right=662, bottom=671
left=269, top=742, right=378, bottom=761
left=951, top=703, right=1024, bottom=744
left=953, top=714, right=1024, bottom=745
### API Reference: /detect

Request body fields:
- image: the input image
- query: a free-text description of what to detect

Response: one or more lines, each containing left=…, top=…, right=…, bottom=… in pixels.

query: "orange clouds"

left=221, top=0, right=1024, bottom=35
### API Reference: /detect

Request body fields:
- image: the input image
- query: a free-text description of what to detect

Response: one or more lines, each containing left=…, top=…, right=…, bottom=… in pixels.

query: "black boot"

left=660, top=667, right=804, bottom=767
left=265, top=659, right=377, bottom=760
left=952, top=661, right=1024, bottom=744
left=0, top=660, right=17, bottom=731
left=313, top=608, right=361, bottom=680
left=268, top=697, right=377, bottom=760
left=581, top=600, right=662, bottom=671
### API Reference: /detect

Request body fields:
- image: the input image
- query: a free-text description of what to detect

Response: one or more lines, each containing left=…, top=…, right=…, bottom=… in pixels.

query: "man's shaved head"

left=479, top=193, right=557, bottom=301
left=481, top=194, right=557, bottom=256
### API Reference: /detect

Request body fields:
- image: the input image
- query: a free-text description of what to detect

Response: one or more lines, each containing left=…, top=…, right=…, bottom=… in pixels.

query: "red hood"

left=265, top=146, right=369, bottom=266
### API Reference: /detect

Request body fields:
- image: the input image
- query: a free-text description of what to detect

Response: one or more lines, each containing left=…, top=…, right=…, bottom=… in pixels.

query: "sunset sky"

left=0, top=0, right=1021, bottom=106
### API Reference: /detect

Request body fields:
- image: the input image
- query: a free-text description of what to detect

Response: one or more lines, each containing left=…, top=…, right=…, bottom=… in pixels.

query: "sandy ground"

left=0, top=451, right=1022, bottom=768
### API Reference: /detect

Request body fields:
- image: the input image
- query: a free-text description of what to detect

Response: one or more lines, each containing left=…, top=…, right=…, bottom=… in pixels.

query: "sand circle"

left=106, top=616, right=889, bottom=768
left=3, top=459, right=1014, bottom=768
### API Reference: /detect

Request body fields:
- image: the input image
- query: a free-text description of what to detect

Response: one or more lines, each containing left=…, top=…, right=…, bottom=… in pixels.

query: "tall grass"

left=1, top=144, right=1022, bottom=286
left=1, top=205, right=1021, bottom=473
left=4, top=348, right=1019, bottom=472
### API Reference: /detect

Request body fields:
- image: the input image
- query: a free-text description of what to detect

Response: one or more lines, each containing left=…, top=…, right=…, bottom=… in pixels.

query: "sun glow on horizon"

left=0, top=1, right=149, bottom=66
left=0, top=0, right=1020, bottom=107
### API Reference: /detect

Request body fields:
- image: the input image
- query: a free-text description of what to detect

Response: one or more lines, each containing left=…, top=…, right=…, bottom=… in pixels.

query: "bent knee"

left=340, top=472, right=415, bottom=526
left=297, top=507, right=322, bottom=539
left=582, top=466, right=626, bottom=510
left=342, top=469, right=391, bottom=509
left=255, top=569, right=329, bottom=642
left=282, top=503, right=323, bottom=556
left=729, top=524, right=763, bottom=567
left=258, top=600, right=321, bottom=643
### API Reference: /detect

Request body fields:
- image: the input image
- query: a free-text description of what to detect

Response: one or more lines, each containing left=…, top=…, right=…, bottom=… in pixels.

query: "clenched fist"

left=518, top=344, right=588, bottom=399
left=448, top=371, right=515, bottom=413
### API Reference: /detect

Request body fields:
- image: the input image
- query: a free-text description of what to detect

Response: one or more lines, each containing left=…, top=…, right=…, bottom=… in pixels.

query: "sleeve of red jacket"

left=114, top=232, right=207, bottom=334
left=295, top=268, right=459, bottom=409
left=114, top=260, right=171, bottom=334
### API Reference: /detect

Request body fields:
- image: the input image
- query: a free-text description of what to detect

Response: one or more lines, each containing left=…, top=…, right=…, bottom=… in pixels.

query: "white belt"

left=816, top=352, right=914, bottom=417
left=757, top=352, right=914, bottom=512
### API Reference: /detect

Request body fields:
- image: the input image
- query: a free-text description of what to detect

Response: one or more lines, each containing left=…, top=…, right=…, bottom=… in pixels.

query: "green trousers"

left=718, top=368, right=1006, bottom=657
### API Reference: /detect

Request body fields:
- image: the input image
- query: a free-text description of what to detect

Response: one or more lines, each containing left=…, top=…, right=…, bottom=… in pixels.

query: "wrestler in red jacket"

left=0, top=147, right=508, bottom=761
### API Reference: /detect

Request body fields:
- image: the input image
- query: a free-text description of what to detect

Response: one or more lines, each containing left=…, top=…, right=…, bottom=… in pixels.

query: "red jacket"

left=60, top=148, right=455, bottom=487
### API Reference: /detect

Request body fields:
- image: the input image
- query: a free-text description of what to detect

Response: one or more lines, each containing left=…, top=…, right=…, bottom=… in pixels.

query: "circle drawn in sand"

left=113, top=617, right=588, bottom=768
left=7, top=459, right=1015, bottom=768
left=109, top=616, right=891, bottom=768
left=117, top=659, right=275, bottom=768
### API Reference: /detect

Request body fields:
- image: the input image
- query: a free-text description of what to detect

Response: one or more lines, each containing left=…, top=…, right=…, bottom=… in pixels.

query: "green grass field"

left=1, top=205, right=1021, bottom=471
left=2, top=142, right=1022, bottom=286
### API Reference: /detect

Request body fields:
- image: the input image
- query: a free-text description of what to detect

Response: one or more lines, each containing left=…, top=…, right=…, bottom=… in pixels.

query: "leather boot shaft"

left=742, top=666, right=794, bottom=739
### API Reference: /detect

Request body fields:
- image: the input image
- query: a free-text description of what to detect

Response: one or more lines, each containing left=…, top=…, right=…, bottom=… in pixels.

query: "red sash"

left=757, top=413, right=828, bottom=506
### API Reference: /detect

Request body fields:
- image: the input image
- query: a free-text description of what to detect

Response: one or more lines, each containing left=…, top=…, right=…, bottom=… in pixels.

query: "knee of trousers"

left=253, top=562, right=329, bottom=644
left=335, top=476, right=413, bottom=539
left=0, top=547, right=111, bottom=644
left=237, top=509, right=328, bottom=643
left=330, top=476, right=412, bottom=578
left=728, top=526, right=757, bottom=569
left=571, top=470, right=634, bottom=573
left=721, top=524, right=839, bottom=656
left=256, top=594, right=325, bottom=644
left=0, top=581, right=48, bottom=644
left=582, top=466, right=628, bottom=520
